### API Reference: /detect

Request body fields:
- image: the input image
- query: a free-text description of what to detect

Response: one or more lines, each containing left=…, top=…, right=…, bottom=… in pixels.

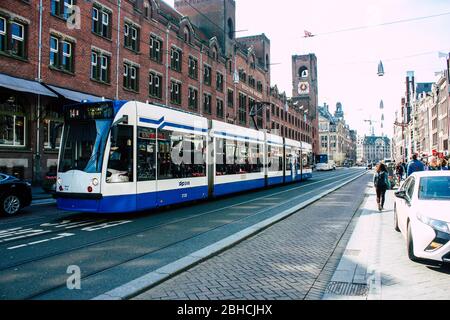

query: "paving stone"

left=134, top=175, right=370, bottom=300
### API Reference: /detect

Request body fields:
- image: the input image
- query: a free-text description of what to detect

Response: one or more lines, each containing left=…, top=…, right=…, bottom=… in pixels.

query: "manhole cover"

left=325, top=281, right=368, bottom=296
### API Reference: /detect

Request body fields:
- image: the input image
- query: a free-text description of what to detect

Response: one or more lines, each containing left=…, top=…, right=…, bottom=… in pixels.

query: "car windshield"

left=58, top=119, right=111, bottom=173
left=418, top=176, right=450, bottom=201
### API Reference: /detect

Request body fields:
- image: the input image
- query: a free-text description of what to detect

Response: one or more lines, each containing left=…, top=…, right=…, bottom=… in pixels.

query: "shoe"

left=378, top=204, right=382, bottom=212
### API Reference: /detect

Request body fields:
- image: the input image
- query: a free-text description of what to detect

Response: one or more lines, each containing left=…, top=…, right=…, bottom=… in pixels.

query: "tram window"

left=158, top=129, right=206, bottom=180
left=285, top=148, right=292, bottom=171
left=215, top=138, right=263, bottom=176
left=106, top=124, right=134, bottom=183
left=268, top=145, right=283, bottom=172
left=137, top=127, right=156, bottom=182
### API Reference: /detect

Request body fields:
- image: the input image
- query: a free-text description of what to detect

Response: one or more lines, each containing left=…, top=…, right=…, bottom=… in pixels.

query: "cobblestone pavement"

left=323, top=183, right=450, bottom=300
left=134, top=174, right=371, bottom=300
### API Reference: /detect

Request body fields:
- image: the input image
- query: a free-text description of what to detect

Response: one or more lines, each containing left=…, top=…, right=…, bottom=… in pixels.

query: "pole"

left=115, top=0, right=121, bottom=100
left=35, top=0, right=43, bottom=184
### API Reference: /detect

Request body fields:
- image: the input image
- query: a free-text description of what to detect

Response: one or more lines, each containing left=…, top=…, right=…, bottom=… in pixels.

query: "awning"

left=0, top=73, right=58, bottom=97
left=47, top=85, right=104, bottom=102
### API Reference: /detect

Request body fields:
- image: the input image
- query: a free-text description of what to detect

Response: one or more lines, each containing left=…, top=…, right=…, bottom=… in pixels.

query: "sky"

left=164, top=0, right=450, bottom=138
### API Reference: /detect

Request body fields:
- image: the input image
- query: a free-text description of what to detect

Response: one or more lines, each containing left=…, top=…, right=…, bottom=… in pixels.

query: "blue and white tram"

left=55, top=100, right=313, bottom=213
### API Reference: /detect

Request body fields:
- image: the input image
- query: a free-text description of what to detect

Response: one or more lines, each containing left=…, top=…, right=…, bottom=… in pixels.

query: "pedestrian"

left=374, top=163, right=390, bottom=212
left=428, top=156, right=441, bottom=171
left=439, top=158, right=448, bottom=170
left=406, top=154, right=425, bottom=177
left=395, top=162, right=404, bottom=183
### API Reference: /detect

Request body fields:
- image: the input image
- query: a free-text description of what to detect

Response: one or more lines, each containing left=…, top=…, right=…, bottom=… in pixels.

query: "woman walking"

left=374, top=163, right=390, bottom=212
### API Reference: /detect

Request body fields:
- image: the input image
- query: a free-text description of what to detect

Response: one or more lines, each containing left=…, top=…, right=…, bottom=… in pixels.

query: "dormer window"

left=183, top=27, right=190, bottom=43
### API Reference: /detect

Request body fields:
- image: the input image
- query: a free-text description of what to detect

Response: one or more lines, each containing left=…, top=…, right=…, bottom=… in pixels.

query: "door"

left=136, top=126, right=157, bottom=211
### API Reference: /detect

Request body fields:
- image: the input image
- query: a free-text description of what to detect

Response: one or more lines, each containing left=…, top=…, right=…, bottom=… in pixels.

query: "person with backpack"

left=374, top=163, right=390, bottom=212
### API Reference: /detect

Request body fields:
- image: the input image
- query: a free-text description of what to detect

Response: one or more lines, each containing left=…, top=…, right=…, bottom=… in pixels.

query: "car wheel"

left=394, top=205, right=400, bottom=232
left=2, top=194, right=21, bottom=216
left=407, top=222, right=419, bottom=262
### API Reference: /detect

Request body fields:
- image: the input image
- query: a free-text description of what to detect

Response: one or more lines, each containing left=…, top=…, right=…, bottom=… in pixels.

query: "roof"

left=318, top=105, right=337, bottom=124
left=363, top=135, right=391, bottom=145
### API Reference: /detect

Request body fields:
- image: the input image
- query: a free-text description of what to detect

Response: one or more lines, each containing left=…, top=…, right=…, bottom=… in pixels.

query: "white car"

left=394, top=171, right=450, bottom=263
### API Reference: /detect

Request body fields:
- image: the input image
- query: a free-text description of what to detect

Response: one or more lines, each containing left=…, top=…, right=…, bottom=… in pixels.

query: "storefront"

left=0, top=73, right=102, bottom=184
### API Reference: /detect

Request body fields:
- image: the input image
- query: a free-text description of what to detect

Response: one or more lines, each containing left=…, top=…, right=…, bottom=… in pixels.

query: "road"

left=0, top=168, right=366, bottom=300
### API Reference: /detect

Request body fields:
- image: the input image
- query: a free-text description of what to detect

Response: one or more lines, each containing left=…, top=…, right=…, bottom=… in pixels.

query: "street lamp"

left=249, top=101, right=271, bottom=131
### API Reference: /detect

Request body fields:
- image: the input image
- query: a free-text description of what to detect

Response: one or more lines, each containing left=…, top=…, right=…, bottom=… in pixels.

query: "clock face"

left=298, top=81, right=309, bottom=95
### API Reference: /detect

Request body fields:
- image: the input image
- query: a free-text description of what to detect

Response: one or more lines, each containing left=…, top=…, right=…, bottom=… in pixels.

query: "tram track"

left=0, top=170, right=366, bottom=300
left=0, top=170, right=357, bottom=250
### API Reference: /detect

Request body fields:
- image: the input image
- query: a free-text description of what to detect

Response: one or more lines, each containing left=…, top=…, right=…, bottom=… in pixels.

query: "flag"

left=304, top=30, right=314, bottom=38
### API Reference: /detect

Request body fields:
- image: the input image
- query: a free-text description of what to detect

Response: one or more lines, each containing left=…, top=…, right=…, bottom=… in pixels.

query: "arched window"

left=265, top=54, right=270, bottom=70
left=211, top=46, right=218, bottom=60
left=299, top=66, right=308, bottom=78
left=227, top=18, right=234, bottom=40
left=183, top=27, right=190, bottom=43
left=143, top=1, right=150, bottom=18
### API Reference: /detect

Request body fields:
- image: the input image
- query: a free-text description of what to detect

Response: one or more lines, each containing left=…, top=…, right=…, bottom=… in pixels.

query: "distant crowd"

left=394, top=154, right=449, bottom=182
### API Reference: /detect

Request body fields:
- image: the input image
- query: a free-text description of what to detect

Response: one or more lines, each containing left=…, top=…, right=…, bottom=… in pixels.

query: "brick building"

left=0, top=0, right=316, bottom=183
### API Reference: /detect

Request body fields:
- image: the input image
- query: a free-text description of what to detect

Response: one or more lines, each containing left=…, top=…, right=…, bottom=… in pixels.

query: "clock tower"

left=292, top=54, right=319, bottom=154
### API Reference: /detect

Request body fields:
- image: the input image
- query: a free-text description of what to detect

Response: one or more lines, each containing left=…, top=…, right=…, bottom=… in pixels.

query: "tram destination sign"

left=64, top=102, right=115, bottom=120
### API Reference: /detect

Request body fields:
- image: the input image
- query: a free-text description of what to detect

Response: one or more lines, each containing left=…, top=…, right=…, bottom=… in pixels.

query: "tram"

left=54, top=100, right=313, bottom=213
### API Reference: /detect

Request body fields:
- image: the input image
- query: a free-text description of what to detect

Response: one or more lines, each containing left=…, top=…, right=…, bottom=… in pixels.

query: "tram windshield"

left=58, top=102, right=114, bottom=173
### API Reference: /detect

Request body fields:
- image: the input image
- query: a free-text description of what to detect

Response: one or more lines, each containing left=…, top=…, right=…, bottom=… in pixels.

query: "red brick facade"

left=0, top=0, right=316, bottom=182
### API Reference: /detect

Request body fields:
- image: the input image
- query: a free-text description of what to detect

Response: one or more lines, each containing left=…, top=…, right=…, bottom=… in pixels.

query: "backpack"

left=376, top=171, right=387, bottom=188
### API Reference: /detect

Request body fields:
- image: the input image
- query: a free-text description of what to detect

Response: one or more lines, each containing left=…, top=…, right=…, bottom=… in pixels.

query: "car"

left=0, top=173, right=32, bottom=216
left=394, top=171, right=450, bottom=263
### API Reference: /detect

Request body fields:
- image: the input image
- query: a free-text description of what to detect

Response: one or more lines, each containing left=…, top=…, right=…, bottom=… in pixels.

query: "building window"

left=92, top=5, right=111, bottom=39
left=149, top=72, right=162, bottom=99
left=170, top=47, right=182, bottom=72
left=149, top=35, right=162, bottom=63
left=216, top=99, right=224, bottom=119
left=239, top=69, right=246, bottom=83
left=188, top=87, right=198, bottom=111
left=49, top=36, right=74, bottom=73
left=123, top=62, right=139, bottom=92
left=0, top=98, right=26, bottom=147
left=170, top=81, right=181, bottom=105
left=183, top=27, right=190, bottom=43
left=203, top=93, right=212, bottom=114
left=216, top=72, right=224, bottom=92
left=91, top=50, right=110, bottom=83
left=188, top=56, right=198, bottom=79
left=257, top=81, right=263, bottom=93
left=124, top=23, right=139, bottom=52
left=204, top=65, right=211, bottom=86
left=227, top=89, right=234, bottom=108
left=0, top=19, right=27, bottom=59
left=51, top=0, right=75, bottom=20
left=239, top=93, right=247, bottom=125
left=43, top=119, right=63, bottom=149
left=248, top=76, right=256, bottom=88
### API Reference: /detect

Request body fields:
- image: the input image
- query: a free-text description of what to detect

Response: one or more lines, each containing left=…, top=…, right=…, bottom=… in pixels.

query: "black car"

left=0, top=173, right=32, bottom=216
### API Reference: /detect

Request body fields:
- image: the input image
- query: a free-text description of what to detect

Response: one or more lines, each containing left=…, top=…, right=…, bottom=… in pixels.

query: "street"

left=0, top=168, right=364, bottom=300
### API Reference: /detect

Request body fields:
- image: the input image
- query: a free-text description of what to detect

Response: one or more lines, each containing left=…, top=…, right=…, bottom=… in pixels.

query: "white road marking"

left=82, top=220, right=132, bottom=232
left=0, top=230, right=52, bottom=243
left=7, top=233, right=75, bottom=250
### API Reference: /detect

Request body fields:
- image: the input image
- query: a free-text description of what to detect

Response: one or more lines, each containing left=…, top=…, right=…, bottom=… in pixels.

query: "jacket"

left=407, top=159, right=425, bottom=177
left=373, top=171, right=390, bottom=189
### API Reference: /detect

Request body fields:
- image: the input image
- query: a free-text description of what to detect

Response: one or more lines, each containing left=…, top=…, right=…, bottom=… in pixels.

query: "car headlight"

left=417, top=214, right=450, bottom=234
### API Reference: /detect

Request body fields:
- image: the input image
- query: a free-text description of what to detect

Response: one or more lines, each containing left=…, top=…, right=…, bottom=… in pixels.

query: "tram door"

left=102, top=123, right=137, bottom=212
left=136, top=126, right=158, bottom=211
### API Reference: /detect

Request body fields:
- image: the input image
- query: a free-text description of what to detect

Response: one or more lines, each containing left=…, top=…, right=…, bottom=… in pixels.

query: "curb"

left=93, top=171, right=369, bottom=300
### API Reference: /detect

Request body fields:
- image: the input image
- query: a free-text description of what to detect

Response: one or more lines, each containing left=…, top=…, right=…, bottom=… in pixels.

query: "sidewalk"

left=133, top=174, right=370, bottom=300
left=323, top=182, right=450, bottom=300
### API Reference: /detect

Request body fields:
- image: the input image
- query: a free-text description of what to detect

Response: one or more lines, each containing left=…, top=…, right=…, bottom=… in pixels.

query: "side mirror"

left=394, top=190, right=407, bottom=199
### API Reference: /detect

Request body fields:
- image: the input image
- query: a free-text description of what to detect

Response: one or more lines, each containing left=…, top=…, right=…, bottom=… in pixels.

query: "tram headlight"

left=92, top=178, right=99, bottom=186
left=57, top=177, right=62, bottom=185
